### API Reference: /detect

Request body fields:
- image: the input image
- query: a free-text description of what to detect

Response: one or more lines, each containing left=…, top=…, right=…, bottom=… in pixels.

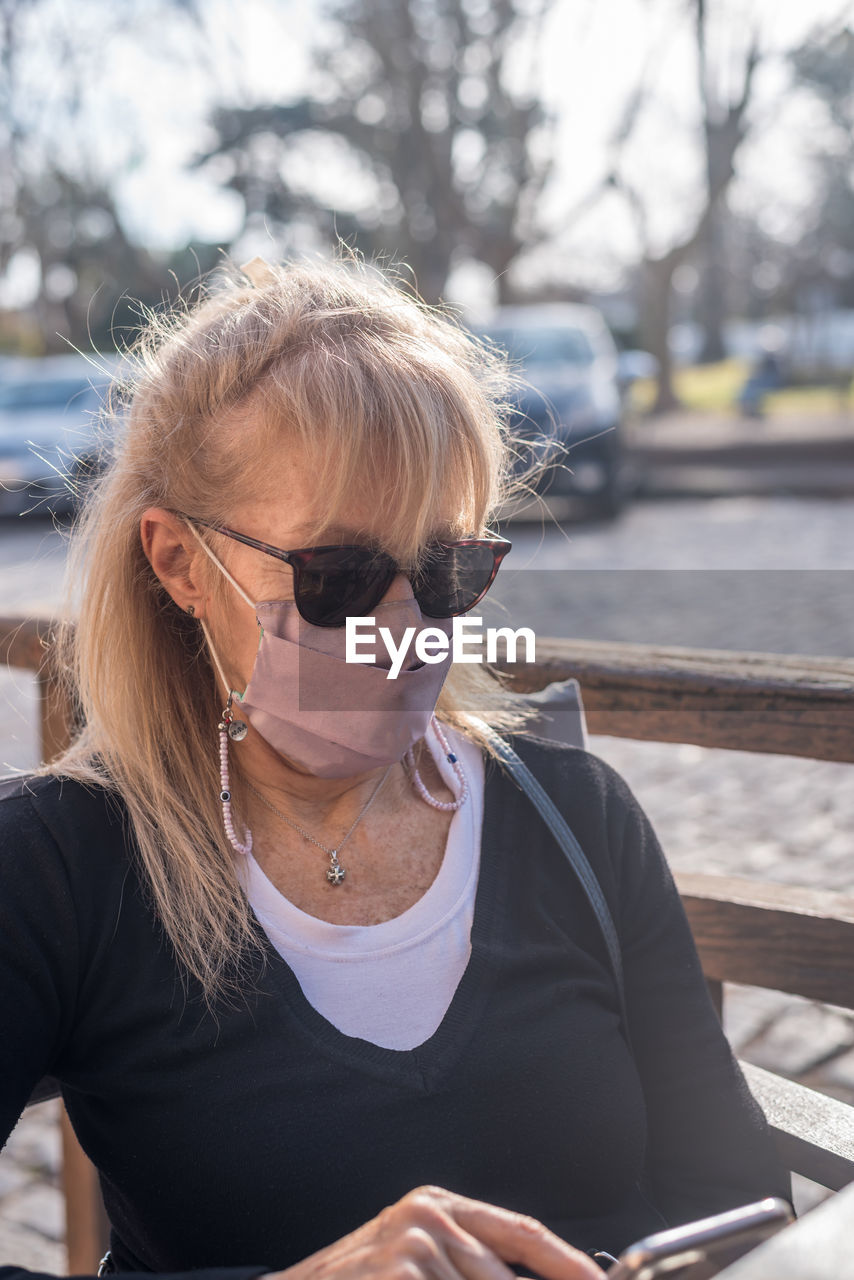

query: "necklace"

left=246, top=765, right=393, bottom=885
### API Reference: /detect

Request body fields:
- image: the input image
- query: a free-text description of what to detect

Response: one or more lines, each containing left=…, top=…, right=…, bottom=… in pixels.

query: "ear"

left=140, top=508, right=209, bottom=618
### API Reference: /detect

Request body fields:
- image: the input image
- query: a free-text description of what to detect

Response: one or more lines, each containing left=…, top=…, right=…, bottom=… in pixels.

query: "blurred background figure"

left=737, top=330, right=787, bottom=419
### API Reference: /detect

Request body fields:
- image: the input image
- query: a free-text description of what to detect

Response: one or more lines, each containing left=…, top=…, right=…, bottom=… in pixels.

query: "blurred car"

left=480, top=304, right=628, bottom=518
left=0, top=354, right=117, bottom=517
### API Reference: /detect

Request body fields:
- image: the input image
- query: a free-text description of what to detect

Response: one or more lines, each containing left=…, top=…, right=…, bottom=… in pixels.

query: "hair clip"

left=239, top=256, right=277, bottom=288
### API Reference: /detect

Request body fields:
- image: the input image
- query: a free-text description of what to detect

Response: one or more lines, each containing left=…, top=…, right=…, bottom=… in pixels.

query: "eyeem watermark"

left=346, top=616, right=536, bottom=679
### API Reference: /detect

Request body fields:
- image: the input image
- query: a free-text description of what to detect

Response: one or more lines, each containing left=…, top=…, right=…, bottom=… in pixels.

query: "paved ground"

left=1, top=494, right=852, bottom=1269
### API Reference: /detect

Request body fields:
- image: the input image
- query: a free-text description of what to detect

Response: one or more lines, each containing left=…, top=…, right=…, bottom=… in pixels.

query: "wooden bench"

left=2, top=619, right=853, bottom=1272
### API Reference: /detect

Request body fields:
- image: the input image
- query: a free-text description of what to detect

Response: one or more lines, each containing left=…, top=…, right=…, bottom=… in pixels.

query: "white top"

left=238, top=721, right=486, bottom=1050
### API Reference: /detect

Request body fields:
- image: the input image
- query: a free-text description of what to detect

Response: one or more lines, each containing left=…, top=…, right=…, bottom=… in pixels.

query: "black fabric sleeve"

left=0, top=792, right=82, bottom=1156
left=0, top=788, right=274, bottom=1280
left=600, top=759, right=795, bottom=1228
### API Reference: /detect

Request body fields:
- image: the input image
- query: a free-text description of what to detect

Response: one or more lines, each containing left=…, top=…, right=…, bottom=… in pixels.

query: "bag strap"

left=475, top=724, right=675, bottom=1233
left=474, top=720, right=633, bottom=1055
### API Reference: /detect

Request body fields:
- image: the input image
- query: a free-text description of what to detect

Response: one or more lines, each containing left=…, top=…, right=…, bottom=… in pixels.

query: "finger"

left=444, top=1229, right=519, bottom=1280
left=384, top=1204, right=518, bottom=1280
left=434, top=1191, right=603, bottom=1280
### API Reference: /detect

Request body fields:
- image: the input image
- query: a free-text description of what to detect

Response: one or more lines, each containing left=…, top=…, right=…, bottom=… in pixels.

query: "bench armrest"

left=740, top=1060, right=854, bottom=1191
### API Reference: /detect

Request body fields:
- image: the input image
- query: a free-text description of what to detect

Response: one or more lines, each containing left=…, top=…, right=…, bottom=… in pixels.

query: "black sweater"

left=0, top=736, right=792, bottom=1280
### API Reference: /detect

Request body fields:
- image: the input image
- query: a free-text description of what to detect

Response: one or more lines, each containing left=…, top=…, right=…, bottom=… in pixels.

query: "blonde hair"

left=45, top=252, right=543, bottom=1012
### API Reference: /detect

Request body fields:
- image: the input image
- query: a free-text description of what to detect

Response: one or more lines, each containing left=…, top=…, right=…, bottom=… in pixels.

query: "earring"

left=186, top=605, right=195, bottom=616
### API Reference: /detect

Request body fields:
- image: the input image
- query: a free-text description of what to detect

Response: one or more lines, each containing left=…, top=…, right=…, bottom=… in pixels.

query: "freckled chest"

left=247, top=794, right=456, bottom=925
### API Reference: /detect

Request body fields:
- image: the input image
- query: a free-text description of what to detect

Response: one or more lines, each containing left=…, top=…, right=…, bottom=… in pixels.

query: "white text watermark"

left=345, top=616, right=536, bottom=679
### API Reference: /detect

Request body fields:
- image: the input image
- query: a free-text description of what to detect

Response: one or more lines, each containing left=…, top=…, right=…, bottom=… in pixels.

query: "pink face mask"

left=192, top=533, right=455, bottom=779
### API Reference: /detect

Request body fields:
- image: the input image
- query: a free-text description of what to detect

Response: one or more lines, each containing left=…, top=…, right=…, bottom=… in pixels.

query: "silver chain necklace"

left=245, top=765, right=394, bottom=885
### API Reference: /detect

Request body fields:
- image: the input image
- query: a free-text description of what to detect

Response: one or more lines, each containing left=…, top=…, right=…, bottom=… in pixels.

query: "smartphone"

left=603, top=1196, right=794, bottom=1280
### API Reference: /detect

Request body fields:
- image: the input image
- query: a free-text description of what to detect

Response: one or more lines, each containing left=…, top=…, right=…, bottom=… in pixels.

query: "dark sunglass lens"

left=414, top=544, right=502, bottom=618
left=296, top=548, right=396, bottom=627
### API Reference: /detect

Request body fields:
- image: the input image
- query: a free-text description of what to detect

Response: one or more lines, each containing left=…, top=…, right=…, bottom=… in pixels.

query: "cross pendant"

left=326, top=857, right=346, bottom=885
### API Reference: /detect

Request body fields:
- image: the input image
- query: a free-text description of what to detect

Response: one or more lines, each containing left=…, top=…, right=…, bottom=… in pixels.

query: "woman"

left=0, top=255, right=791, bottom=1280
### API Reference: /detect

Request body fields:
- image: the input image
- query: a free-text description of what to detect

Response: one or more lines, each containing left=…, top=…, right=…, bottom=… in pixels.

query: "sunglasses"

left=181, top=516, right=511, bottom=628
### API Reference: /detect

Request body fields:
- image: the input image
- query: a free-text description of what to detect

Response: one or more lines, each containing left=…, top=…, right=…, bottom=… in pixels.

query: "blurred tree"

left=602, top=0, right=764, bottom=410
left=793, top=25, right=854, bottom=139
left=693, top=0, right=748, bottom=364
left=685, top=23, right=854, bottom=333
left=197, top=0, right=555, bottom=303
left=789, top=26, right=854, bottom=312
left=0, top=0, right=210, bottom=352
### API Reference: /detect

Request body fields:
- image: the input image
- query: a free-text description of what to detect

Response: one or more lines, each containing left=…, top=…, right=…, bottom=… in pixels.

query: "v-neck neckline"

left=245, top=749, right=510, bottom=1093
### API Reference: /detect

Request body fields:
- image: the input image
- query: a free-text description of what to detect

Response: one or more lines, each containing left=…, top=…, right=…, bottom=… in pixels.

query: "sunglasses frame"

left=179, top=514, right=511, bottom=627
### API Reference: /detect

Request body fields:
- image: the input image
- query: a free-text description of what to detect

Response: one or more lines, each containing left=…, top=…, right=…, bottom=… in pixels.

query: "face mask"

left=191, top=531, right=455, bottom=779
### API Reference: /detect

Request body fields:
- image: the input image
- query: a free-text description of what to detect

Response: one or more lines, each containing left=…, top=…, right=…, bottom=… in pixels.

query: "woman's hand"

left=260, top=1185, right=603, bottom=1279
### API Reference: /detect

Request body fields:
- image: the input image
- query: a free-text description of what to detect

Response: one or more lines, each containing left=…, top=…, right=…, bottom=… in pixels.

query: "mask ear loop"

left=184, top=519, right=257, bottom=612
left=183, top=520, right=254, bottom=857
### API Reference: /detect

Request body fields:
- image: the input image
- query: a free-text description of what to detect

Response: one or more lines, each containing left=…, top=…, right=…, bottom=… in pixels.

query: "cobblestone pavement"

left=1, top=497, right=852, bottom=1269
left=0, top=1099, right=65, bottom=1275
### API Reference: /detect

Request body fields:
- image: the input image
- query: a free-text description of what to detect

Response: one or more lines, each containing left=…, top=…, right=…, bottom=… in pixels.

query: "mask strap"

left=199, top=618, right=243, bottom=703
left=184, top=519, right=256, bottom=610
left=183, top=520, right=253, bottom=703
